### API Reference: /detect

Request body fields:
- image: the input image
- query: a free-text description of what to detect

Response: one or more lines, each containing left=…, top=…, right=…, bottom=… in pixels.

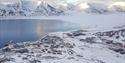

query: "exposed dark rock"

left=47, top=51, right=51, bottom=53
left=94, top=29, right=125, bottom=38
left=0, top=57, right=15, bottom=63
left=67, top=57, right=75, bottom=60
left=113, top=48, right=124, bottom=52
left=105, top=40, right=114, bottom=44
left=41, top=49, right=48, bottom=52
left=44, top=45, right=49, bottom=48
left=120, top=51, right=125, bottom=54
left=15, top=49, right=29, bottom=53
left=19, top=11, right=26, bottom=16
left=40, top=35, right=67, bottom=55
left=109, top=48, right=125, bottom=54
left=0, top=9, right=6, bottom=16
left=50, top=45, right=59, bottom=49
left=64, top=43, right=74, bottom=48
left=22, top=57, right=28, bottom=60
left=66, top=30, right=87, bottom=37
left=42, top=56, right=59, bottom=59
left=41, top=35, right=64, bottom=44
left=116, top=36, right=120, bottom=39
left=80, top=37, right=96, bottom=43
left=76, top=55, right=83, bottom=58
left=67, top=49, right=75, bottom=55
left=105, top=40, right=123, bottom=47
left=29, top=59, right=41, bottom=63
left=8, top=10, right=15, bottom=16
left=2, top=47, right=11, bottom=52
left=66, top=33, right=74, bottom=37
left=3, top=44, right=9, bottom=47
left=13, top=44, right=25, bottom=49
left=51, top=50, right=62, bottom=55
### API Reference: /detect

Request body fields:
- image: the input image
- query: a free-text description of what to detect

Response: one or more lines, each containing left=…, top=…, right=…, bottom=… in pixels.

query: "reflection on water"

left=0, top=19, right=81, bottom=47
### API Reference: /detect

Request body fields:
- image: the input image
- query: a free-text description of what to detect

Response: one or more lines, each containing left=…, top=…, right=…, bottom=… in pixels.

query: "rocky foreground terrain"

left=0, top=28, right=125, bottom=63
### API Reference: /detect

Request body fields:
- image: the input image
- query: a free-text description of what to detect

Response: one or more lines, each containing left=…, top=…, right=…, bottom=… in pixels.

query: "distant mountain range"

left=80, top=2, right=125, bottom=14
left=0, top=1, right=64, bottom=16
left=0, top=1, right=125, bottom=16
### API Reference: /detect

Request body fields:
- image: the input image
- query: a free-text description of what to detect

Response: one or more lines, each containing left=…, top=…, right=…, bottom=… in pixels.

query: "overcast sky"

left=0, top=0, right=125, bottom=3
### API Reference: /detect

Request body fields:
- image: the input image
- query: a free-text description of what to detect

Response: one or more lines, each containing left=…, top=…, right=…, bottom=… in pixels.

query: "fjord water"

left=0, top=19, right=81, bottom=48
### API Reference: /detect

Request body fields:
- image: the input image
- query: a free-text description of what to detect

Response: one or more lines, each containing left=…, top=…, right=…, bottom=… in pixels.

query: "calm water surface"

left=0, top=19, right=82, bottom=47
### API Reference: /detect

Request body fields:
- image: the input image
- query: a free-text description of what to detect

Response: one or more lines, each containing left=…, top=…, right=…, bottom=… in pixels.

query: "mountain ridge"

left=0, top=1, right=125, bottom=16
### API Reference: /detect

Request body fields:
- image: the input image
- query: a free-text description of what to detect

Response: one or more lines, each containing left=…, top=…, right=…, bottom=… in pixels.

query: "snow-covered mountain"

left=109, top=5, right=125, bottom=12
left=83, top=3, right=109, bottom=14
left=76, top=2, right=125, bottom=14
left=0, top=3, right=20, bottom=16
left=0, top=28, right=125, bottom=63
left=33, top=2, right=64, bottom=16
left=0, top=1, right=64, bottom=16
left=0, top=1, right=125, bottom=16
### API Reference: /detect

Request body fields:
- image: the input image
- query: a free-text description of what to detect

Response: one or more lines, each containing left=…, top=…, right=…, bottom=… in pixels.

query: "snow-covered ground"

left=0, top=28, right=125, bottom=63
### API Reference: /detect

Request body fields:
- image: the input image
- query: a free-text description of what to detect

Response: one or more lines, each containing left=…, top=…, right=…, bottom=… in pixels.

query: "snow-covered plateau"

left=0, top=28, right=125, bottom=63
